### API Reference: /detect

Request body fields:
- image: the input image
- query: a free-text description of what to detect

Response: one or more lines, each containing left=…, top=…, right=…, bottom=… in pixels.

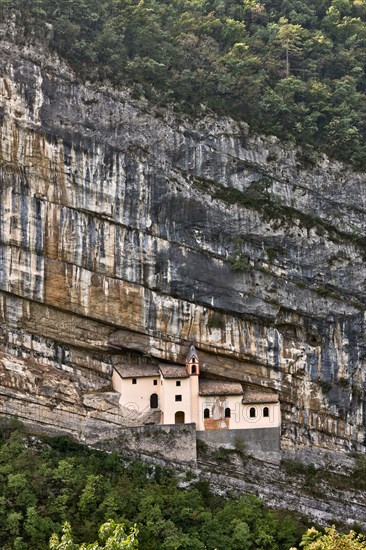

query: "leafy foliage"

left=291, top=525, right=366, bottom=549
left=1, top=0, right=366, bottom=168
left=49, top=520, right=139, bottom=549
left=0, top=425, right=307, bottom=549
left=351, top=453, right=366, bottom=490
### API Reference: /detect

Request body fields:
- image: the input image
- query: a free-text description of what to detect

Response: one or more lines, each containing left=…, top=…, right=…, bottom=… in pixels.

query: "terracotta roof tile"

left=159, top=364, right=189, bottom=378
left=113, top=364, right=159, bottom=378
left=199, top=380, right=243, bottom=396
left=242, top=386, right=279, bottom=404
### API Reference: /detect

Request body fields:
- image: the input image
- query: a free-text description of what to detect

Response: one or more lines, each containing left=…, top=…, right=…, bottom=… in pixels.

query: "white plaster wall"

left=159, top=373, right=165, bottom=420
left=199, top=395, right=230, bottom=428
left=112, top=372, right=160, bottom=415
left=161, top=378, right=191, bottom=424
left=113, top=371, right=281, bottom=430
left=241, top=402, right=281, bottom=429
left=198, top=395, right=281, bottom=430
left=190, top=375, right=201, bottom=429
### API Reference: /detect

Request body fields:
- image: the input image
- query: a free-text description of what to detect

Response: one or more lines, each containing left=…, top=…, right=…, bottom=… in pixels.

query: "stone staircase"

left=118, top=404, right=161, bottom=426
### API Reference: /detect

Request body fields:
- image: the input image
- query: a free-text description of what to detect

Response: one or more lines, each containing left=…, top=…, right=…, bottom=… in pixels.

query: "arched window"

left=192, top=357, right=196, bottom=363
left=204, top=408, right=210, bottom=419
left=250, top=407, right=256, bottom=418
left=150, top=393, right=158, bottom=409
left=263, top=407, right=269, bottom=417
left=225, top=407, right=231, bottom=418
left=191, top=365, right=196, bottom=374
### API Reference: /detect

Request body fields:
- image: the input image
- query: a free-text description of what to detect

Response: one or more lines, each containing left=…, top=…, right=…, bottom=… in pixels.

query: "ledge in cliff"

left=0, top=36, right=365, bottom=455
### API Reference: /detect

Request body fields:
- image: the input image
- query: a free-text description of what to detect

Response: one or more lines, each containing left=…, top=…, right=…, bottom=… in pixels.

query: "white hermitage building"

left=112, top=345, right=281, bottom=434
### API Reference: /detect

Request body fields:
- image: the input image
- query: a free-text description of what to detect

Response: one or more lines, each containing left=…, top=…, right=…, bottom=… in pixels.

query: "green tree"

left=290, top=526, right=366, bottom=549
left=0, top=426, right=306, bottom=549
left=276, top=17, right=306, bottom=76
left=49, top=520, right=139, bottom=550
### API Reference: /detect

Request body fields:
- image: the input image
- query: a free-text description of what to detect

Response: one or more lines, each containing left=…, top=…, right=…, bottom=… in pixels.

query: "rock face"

left=0, top=33, right=366, bottom=455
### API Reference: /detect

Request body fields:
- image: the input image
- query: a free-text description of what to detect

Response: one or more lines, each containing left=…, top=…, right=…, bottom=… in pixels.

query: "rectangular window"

left=132, top=378, right=137, bottom=384
left=176, top=381, right=181, bottom=387
left=175, top=395, right=182, bottom=402
left=153, top=380, right=158, bottom=385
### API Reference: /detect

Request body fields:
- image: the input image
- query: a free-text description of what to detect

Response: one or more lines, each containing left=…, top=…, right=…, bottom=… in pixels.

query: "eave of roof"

left=159, top=364, right=189, bottom=379
left=199, top=380, right=243, bottom=396
left=241, top=389, right=279, bottom=404
left=113, top=364, right=160, bottom=378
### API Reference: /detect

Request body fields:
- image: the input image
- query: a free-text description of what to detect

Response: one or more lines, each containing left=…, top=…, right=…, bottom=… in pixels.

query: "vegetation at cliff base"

left=0, top=422, right=307, bottom=549
left=1, top=0, right=366, bottom=169
left=49, top=523, right=366, bottom=550
left=291, top=526, right=366, bottom=549
left=1, top=421, right=366, bottom=549
left=49, top=520, right=139, bottom=549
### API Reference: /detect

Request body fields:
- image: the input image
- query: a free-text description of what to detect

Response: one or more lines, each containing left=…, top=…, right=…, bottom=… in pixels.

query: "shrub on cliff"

left=0, top=416, right=24, bottom=441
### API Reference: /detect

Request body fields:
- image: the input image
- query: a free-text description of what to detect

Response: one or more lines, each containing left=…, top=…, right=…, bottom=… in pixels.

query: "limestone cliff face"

left=0, top=34, right=366, bottom=453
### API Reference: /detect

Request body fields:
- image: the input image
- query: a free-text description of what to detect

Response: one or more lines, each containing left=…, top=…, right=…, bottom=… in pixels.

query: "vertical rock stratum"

left=0, top=35, right=366, bottom=453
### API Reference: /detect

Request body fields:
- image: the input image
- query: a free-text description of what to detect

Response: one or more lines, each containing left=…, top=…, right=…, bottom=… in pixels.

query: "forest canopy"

left=1, top=0, right=366, bottom=169
left=1, top=421, right=365, bottom=549
left=0, top=424, right=307, bottom=549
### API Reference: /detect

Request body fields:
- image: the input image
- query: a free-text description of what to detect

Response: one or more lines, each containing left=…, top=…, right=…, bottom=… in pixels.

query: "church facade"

left=112, top=345, right=281, bottom=435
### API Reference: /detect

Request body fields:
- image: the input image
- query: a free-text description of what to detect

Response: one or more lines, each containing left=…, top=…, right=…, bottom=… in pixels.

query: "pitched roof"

left=159, top=364, right=189, bottom=379
left=186, top=344, right=199, bottom=362
left=159, top=363, right=189, bottom=378
left=113, top=364, right=159, bottom=378
left=199, top=379, right=243, bottom=396
left=241, top=386, right=279, bottom=404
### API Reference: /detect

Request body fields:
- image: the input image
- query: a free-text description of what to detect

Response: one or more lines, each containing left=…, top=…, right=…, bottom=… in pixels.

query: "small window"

left=263, top=407, right=269, bottom=417
left=204, top=408, right=210, bottom=419
left=225, top=407, right=231, bottom=418
left=175, top=395, right=182, bottom=402
left=153, top=380, right=158, bottom=386
left=250, top=407, right=256, bottom=418
left=132, top=378, right=137, bottom=385
left=192, top=357, right=196, bottom=363
left=192, top=366, right=197, bottom=374
left=176, top=381, right=181, bottom=387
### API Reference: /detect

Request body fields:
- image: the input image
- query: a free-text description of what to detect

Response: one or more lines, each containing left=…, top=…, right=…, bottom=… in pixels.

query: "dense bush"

left=0, top=426, right=306, bottom=549
left=1, top=0, right=366, bottom=169
left=291, top=525, right=366, bottom=549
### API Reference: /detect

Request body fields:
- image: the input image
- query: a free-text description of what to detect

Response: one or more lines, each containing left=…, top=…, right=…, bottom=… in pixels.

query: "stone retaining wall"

left=85, top=423, right=197, bottom=464
left=197, top=427, right=280, bottom=454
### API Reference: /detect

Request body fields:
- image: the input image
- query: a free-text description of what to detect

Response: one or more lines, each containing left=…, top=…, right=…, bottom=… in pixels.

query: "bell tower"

left=186, top=344, right=200, bottom=428
left=186, top=343, right=200, bottom=376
